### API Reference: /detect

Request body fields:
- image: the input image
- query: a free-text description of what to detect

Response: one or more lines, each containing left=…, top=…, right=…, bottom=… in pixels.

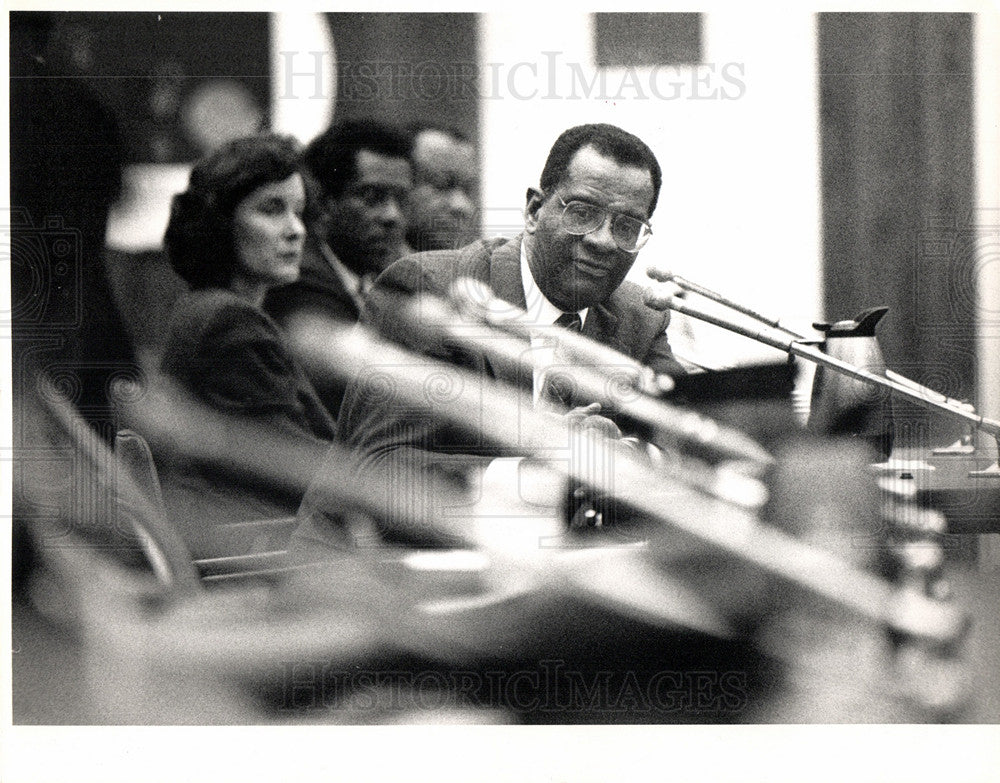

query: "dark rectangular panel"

left=594, top=13, right=702, bottom=67
left=325, top=13, right=479, bottom=145
left=818, top=12, right=976, bottom=440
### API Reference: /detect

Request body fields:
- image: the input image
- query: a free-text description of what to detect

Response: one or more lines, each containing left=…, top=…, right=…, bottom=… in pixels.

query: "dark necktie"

left=554, top=311, right=583, bottom=333
left=543, top=312, right=583, bottom=407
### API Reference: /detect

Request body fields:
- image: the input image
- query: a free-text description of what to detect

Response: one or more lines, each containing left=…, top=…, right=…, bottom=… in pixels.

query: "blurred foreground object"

left=14, top=331, right=996, bottom=722
left=15, top=422, right=996, bottom=723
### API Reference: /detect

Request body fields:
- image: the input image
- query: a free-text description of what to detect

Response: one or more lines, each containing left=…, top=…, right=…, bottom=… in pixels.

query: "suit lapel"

left=488, top=236, right=528, bottom=310
left=480, top=237, right=637, bottom=388
left=584, top=301, right=627, bottom=356
left=304, top=237, right=363, bottom=316
left=483, top=236, right=531, bottom=389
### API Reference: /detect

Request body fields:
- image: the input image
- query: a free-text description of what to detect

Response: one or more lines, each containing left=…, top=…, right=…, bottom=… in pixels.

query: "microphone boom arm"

left=657, top=293, right=1000, bottom=442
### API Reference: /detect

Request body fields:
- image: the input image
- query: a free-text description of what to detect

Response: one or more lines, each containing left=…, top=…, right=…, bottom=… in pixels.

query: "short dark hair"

left=164, top=133, right=313, bottom=290
left=539, top=123, right=661, bottom=214
left=304, top=118, right=412, bottom=199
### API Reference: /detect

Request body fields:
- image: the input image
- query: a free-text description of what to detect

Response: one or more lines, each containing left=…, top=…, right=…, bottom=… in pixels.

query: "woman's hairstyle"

left=165, top=133, right=316, bottom=289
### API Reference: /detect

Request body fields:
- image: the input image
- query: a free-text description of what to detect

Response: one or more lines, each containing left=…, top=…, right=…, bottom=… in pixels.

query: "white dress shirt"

left=519, top=243, right=587, bottom=404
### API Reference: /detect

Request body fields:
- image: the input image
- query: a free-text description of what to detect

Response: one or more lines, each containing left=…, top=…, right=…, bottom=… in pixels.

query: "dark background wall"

left=10, top=11, right=482, bottom=385
left=21, top=12, right=481, bottom=162
left=29, top=12, right=272, bottom=163
left=819, top=13, right=976, bottom=442
left=325, top=13, right=479, bottom=145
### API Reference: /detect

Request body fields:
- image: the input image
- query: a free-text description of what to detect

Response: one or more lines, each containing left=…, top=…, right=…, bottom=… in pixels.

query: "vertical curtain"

left=324, top=13, right=479, bottom=142
left=819, top=13, right=975, bottom=443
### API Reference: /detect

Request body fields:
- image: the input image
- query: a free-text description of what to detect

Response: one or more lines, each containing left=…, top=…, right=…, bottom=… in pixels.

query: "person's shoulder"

left=377, top=237, right=509, bottom=293
left=265, top=255, right=358, bottom=322
left=393, top=237, right=502, bottom=271
left=385, top=247, right=459, bottom=279
left=607, top=279, right=669, bottom=328
left=170, top=289, right=273, bottom=336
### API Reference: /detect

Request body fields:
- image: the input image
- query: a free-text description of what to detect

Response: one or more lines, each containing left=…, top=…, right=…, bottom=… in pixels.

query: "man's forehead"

left=414, top=130, right=475, bottom=171
left=564, top=145, right=652, bottom=181
left=556, top=146, right=655, bottom=211
left=353, top=149, right=412, bottom=184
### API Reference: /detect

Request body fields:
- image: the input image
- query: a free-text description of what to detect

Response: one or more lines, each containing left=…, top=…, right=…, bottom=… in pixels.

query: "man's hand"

left=563, top=402, right=622, bottom=440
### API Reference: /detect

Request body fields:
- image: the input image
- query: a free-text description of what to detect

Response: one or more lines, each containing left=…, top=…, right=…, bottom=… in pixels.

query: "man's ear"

left=524, top=187, right=545, bottom=234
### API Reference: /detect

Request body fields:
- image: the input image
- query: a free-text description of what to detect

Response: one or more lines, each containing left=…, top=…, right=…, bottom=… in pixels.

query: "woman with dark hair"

left=156, top=133, right=339, bottom=556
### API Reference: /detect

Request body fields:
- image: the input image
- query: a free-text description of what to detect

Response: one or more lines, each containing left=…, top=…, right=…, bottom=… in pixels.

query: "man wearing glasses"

left=296, top=123, right=684, bottom=550
left=523, top=126, right=660, bottom=323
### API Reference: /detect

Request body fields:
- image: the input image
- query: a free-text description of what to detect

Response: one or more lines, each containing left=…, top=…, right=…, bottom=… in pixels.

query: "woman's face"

left=231, top=172, right=307, bottom=289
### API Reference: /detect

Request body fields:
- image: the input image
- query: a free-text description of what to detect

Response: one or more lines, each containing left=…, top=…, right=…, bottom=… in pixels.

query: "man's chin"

left=548, top=287, right=605, bottom=312
left=364, top=241, right=401, bottom=268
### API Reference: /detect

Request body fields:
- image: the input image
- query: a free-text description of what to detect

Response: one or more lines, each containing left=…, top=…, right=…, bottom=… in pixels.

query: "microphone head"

left=642, top=285, right=675, bottom=311
left=645, top=264, right=675, bottom=283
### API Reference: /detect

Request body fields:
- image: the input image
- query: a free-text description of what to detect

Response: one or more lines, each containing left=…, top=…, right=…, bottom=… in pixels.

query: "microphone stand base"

left=932, top=438, right=976, bottom=456
left=968, top=462, right=1000, bottom=479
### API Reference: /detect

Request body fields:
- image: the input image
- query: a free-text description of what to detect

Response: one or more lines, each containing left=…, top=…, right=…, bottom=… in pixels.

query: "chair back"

left=23, top=379, right=202, bottom=594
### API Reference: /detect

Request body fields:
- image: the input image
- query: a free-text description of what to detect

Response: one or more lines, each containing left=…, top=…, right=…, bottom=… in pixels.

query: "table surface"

left=878, top=447, right=1000, bottom=534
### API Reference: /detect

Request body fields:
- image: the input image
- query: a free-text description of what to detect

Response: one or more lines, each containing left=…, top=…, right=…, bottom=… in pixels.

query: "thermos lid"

left=813, top=306, right=889, bottom=337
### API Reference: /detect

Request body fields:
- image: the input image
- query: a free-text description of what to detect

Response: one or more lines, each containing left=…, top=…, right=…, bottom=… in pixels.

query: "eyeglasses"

left=557, top=197, right=652, bottom=252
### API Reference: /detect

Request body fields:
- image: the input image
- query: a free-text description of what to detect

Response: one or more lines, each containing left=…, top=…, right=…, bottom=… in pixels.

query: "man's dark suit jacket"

left=336, top=234, right=683, bottom=488
left=292, top=234, right=684, bottom=552
left=264, top=236, right=362, bottom=418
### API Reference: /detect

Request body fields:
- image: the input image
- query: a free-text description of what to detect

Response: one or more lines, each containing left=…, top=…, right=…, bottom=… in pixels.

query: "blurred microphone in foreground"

left=148, top=319, right=971, bottom=721
left=444, top=276, right=771, bottom=469
left=17, top=319, right=974, bottom=724
left=282, top=316, right=968, bottom=650
left=325, top=123, right=696, bottom=538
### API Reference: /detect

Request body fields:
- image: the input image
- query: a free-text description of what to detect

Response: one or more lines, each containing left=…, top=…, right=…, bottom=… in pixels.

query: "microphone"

left=643, top=286, right=795, bottom=353
left=646, top=264, right=807, bottom=340
left=186, top=315, right=969, bottom=646
left=448, top=278, right=773, bottom=468
left=450, top=277, right=671, bottom=397
left=643, top=285, right=1000, bottom=443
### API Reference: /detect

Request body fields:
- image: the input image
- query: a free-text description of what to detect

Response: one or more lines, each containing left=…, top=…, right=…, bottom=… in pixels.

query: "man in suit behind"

left=405, top=122, right=479, bottom=252
left=264, top=119, right=413, bottom=418
left=294, top=123, right=685, bottom=551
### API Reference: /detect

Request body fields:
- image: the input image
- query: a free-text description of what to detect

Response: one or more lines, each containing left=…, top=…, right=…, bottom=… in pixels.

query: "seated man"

left=264, top=119, right=413, bottom=418
left=296, top=123, right=686, bottom=550
left=405, top=123, right=479, bottom=252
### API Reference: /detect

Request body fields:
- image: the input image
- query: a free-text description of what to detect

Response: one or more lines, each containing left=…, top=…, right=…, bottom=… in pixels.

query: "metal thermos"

left=808, top=307, right=894, bottom=459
